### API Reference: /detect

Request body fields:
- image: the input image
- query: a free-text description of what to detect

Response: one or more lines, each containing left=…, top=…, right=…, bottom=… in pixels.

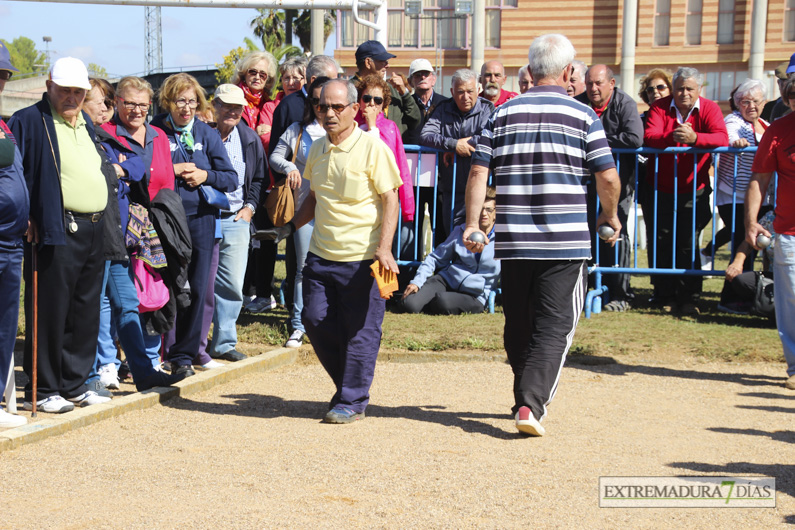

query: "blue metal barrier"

left=585, top=145, right=773, bottom=317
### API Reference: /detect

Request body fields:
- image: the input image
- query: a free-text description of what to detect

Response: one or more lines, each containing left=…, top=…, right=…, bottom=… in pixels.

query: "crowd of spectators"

left=2, top=35, right=794, bottom=428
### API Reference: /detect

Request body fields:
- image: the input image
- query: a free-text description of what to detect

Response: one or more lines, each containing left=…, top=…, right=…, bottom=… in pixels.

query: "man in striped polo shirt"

left=463, top=34, right=621, bottom=437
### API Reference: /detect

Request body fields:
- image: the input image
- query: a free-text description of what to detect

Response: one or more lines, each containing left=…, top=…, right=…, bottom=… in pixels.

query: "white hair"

left=733, top=78, right=767, bottom=106
left=452, top=68, right=478, bottom=87
left=673, top=67, right=704, bottom=87
left=527, top=34, right=576, bottom=81
left=518, top=65, right=529, bottom=78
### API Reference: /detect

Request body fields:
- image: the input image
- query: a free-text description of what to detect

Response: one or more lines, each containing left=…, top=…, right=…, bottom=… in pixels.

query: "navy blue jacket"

left=268, top=89, right=307, bottom=159
left=0, top=120, right=29, bottom=249
left=235, top=122, right=266, bottom=211
left=151, top=114, right=238, bottom=217
left=8, top=95, right=103, bottom=246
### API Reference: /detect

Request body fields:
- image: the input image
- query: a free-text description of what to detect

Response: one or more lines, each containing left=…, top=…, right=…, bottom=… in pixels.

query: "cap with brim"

left=214, top=83, right=246, bottom=106
left=0, top=41, right=19, bottom=73
left=49, top=57, right=91, bottom=90
left=355, top=40, right=396, bottom=63
left=776, top=62, right=790, bottom=80
left=787, top=52, right=795, bottom=75
left=409, top=58, right=434, bottom=78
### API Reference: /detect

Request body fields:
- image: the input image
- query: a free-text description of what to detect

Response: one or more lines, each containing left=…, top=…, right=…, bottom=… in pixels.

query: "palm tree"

left=295, top=10, right=336, bottom=53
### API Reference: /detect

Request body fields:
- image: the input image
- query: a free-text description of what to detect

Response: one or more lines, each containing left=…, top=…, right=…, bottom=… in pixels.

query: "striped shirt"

left=715, top=111, right=768, bottom=206
left=472, top=85, right=616, bottom=260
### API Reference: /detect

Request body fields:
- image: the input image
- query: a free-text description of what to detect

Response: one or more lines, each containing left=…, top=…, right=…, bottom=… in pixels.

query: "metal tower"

left=144, top=6, right=163, bottom=75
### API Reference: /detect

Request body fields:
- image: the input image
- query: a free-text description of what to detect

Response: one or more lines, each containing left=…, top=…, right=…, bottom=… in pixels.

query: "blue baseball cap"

left=355, top=40, right=396, bottom=63
left=0, top=40, right=19, bottom=73
left=787, top=52, right=795, bottom=75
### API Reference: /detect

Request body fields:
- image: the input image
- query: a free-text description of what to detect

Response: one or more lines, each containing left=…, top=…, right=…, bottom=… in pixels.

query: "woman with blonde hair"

left=152, top=73, right=238, bottom=378
left=232, top=50, right=278, bottom=150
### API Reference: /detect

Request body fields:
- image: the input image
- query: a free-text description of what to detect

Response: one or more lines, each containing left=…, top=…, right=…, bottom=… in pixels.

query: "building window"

left=717, top=0, right=735, bottom=44
left=485, top=10, right=501, bottom=47
left=786, top=0, right=795, bottom=41
left=654, top=0, right=671, bottom=46
left=685, top=0, right=702, bottom=45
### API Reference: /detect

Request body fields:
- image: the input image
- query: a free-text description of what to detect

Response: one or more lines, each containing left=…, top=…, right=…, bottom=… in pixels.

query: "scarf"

left=166, top=114, right=195, bottom=152
left=239, top=82, right=265, bottom=128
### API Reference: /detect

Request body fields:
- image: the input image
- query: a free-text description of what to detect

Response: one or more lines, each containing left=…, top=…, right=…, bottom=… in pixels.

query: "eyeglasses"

left=0, top=70, right=12, bottom=81
left=247, top=69, right=268, bottom=79
left=175, top=98, right=198, bottom=109
left=481, top=207, right=496, bottom=214
left=739, top=98, right=764, bottom=107
left=310, top=97, right=320, bottom=106
left=282, top=75, right=303, bottom=83
left=361, top=94, right=384, bottom=105
left=645, top=84, right=668, bottom=94
left=315, top=102, right=352, bottom=115
left=118, top=97, right=150, bottom=112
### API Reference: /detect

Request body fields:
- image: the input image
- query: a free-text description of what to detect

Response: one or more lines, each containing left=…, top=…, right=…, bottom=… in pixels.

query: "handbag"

left=199, top=184, right=231, bottom=210
left=131, top=253, right=170, bottom=313
left=265, top=129, right=302, bottom=227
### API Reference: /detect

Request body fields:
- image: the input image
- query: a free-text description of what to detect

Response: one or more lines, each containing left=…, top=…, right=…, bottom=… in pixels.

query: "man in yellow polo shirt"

left=9, top=57, right=111, bottom=413
left=265, top=78, right=402, bottom=423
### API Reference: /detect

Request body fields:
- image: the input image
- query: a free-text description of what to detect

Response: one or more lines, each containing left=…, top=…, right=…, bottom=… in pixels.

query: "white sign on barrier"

left=406, top=153, right=437, bottom=187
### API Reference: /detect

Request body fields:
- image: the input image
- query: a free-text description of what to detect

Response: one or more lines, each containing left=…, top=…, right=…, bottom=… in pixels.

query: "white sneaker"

left=68, top=390, right=111, bottom=407
left=196, top=360, right=223, bottom=371
left=23, top=395, right=75, bottom=414
left=98, top=364, right=120, bottom=390
left=515, top=406, right=545, bottom=436
left=285, top=330, right=304, bottom=348
left=0, top=408, right=27, bottom=428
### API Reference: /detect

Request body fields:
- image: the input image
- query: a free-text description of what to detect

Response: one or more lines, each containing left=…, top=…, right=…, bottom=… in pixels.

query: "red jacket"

left=643, top=95, right=728, bottom=194
left=100, top=120, right=174, bottom=199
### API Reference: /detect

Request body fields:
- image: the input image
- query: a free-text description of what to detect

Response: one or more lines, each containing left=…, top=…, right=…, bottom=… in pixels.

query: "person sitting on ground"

left=400, top=186, right=500, bottom=315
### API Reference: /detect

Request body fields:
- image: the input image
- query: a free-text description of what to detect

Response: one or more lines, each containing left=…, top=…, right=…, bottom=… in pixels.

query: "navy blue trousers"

left=0, top=245, right=23, bottom=399
left=166, top=213, right=215, bottom=367
left=302, top=253, right=385, bottom=413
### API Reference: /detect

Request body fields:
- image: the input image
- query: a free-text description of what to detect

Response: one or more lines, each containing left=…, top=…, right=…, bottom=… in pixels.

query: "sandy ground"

left=2, top=354, right=794, bottom=528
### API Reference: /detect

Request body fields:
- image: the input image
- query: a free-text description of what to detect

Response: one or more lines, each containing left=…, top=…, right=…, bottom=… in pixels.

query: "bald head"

left=480, top=60, right=507, bottom=102
left=584, top=64, right=615, bottom=107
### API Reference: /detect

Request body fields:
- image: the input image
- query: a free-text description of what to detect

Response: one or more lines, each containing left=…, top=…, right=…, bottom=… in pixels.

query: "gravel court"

left=2, top=355, right=794, bottom=528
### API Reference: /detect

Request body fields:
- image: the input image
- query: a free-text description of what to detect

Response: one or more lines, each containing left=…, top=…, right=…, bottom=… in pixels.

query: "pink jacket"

left=355, top=112, right=415, bottom=222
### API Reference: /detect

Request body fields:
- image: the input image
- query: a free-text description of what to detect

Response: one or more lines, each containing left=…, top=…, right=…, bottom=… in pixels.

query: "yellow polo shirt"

left=305, top=127, right=402, bottom=262
left=51, top=104, right=107, bottom=213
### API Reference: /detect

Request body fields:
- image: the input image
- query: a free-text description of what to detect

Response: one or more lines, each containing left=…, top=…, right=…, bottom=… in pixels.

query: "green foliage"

left=215, top=45, right=252, bottom=85
left=1, top=36, right=47, bottom=74
left=294, top=10, right=336, bottom=52
left=87, top=63, right=107, bottom=78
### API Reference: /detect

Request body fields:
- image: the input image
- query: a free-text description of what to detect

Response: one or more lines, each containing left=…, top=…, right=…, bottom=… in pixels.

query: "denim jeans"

left=88, top=261, right=119, bottom=384
left=290, top=220, right=313, bottom=333
left=0, top=245, right=22, bottom=399
left=210, top=215, right=251, bottom=355
left=774, top=234, right=795, bottom=376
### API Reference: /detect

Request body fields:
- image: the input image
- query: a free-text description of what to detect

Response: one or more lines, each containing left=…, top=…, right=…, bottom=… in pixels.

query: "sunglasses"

left=0, top=70, right=12, bottom=81
left=361, top=94, right=384, bottom=105
left=247, top=69, right=268, bottom=79
left=311, top=97, right=320, bottom=106
left=645, top=84, right=668, bottom=94
left=315, top=103, right=352, bottom=115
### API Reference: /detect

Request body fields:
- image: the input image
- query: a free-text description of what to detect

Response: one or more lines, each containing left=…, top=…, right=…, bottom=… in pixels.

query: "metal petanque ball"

left=597, top=225, right=615, bottom=241
left=468, top=231, right=486, bottom=244
left=757, top=234, right=772, bottom=249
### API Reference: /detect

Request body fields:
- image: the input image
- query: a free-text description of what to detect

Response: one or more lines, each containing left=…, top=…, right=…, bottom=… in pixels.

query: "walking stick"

left=31, top=243, right=38, bottom=418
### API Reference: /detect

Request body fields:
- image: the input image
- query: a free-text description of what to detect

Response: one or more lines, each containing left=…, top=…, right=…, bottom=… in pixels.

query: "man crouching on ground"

left=261, top=79, right=402, bottom=423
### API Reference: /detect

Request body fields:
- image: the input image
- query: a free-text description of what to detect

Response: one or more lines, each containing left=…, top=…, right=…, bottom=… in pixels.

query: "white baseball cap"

left=214, top=84, right=246, bottom=106
left=409, top=59, right=434, bottom=78
left=49, top=57, right=91, bottom=90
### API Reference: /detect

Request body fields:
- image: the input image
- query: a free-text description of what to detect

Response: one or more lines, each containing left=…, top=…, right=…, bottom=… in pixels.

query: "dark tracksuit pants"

left=501, top=259, right=586, bottom=421
left=302, top=253, right=385, bottom=413
left=0, top=245, right=23, bottom=399
left=23, top=216, right=105, bottom=401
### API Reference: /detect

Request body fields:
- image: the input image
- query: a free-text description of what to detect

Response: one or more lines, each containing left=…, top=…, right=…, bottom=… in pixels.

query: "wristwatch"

left=244, top=203, right=256, bottom=215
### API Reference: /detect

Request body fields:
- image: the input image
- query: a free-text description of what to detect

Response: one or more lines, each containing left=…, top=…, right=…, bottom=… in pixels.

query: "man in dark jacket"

left=421, top=68, right=493, bottom=241
left=576, top=64, right=644, bottom=311
left=0, top=42, right=29, bottom=427
left=208, top=84, right=266, bottom=361
left=351, top=40, right=421, bottom=136
left=8, top=57, right=111, bottom=413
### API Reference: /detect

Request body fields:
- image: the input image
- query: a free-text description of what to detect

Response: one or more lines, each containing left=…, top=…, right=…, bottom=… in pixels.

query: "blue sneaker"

left=323, top=406, right=365, bottom=424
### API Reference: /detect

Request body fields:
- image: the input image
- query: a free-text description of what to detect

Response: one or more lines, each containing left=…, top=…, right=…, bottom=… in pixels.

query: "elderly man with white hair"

left=9, top=57, right=113, bottom=412
left=463, top=34, right=621, bottom=436
left=643, top=66, right=728, bottom=315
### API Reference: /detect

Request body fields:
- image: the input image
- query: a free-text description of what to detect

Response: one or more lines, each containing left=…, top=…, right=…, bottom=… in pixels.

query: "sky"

left=1, top=1, right=338, bottom=77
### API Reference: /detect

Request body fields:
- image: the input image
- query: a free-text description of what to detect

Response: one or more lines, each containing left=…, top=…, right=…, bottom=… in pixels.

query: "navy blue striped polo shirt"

left=472, top=85, right=616, bottom=260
